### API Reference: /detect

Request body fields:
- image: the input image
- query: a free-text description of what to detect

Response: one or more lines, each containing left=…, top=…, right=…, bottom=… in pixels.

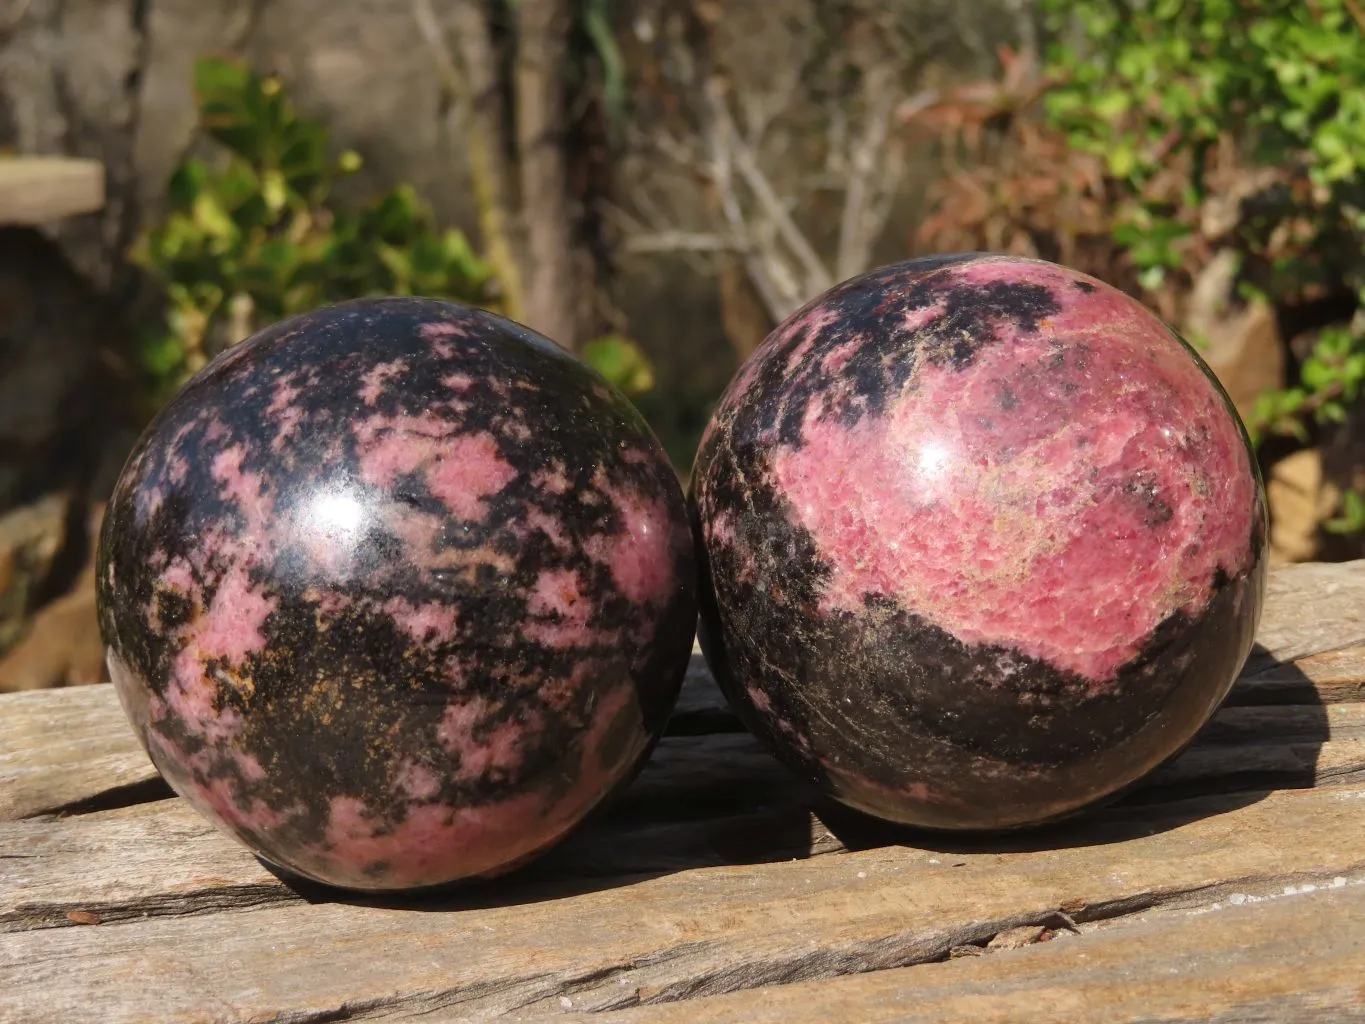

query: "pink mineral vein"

left=382, top=596, right=461, bottom=644
left=524, top=567, right=599, bottom=648
left=357, top=359, right=408, bottom=405
left=423, top=432, right=518, bottom=521
left=292, top=683, right=643, bottom=888
left=586, top=479, right=677, bottom=606
left=767, top=258, right=1256, bottom=683
left=355, top=414, right=517, bottom=522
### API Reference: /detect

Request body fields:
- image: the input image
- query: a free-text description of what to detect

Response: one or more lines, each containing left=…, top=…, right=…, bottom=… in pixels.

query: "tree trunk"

left=717, top=262, right=775, bottom=361
left=443, top=0, right=526, bottom=326
left=513, top=0, right=581, bottom=349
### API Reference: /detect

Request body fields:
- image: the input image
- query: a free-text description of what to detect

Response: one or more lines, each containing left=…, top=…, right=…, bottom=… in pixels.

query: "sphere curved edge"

left=97, top=297, right=697, bottom=890
left=691, top=253, right=1268, bottom=832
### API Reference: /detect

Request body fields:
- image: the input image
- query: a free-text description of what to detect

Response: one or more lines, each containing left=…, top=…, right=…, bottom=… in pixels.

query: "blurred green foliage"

left=582, top=334, right=655, bottom=394
left=1042, top=0, right=1365, bottom=452
left=132, top=57, right=653, bottom=404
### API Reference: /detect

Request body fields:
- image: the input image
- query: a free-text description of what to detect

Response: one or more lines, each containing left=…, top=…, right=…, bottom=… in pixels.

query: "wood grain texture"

left=575, top=882, right=1365, bottom=1024
left=0, top=684, right=165, bottom=821
left=0, top=559, right=1362, bottom=1022
left=1252, top=561, right=1365, bottom=664
left=0, top=157, right=105, bottom=223
left=0, top=655, right=730, bottom=822
left=2, top=784, right=1363, bottom=1022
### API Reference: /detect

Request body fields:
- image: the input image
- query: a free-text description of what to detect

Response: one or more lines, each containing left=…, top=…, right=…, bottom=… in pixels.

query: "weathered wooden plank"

left=3, top=711, right=1364, bottom=936
left=1252, top=560, right=1365, bottom=665
left=1193, top=702, right=1365, bottom=743
left=1, top=560, right=1361, bottom=1021
left=1231, top=645, right=1365, bottom=706
left=0, top=684, right=167, bottom=821
left=1134, top=734, right=1365, bottom=803
left=2, top=784, right=1363, bottom=1022
left=0, top=795, right=832, bottom=934
left=573, top=882, right=1365, bottom=1024
left=0, top=157, right=105, bottom=223
left=9, top=728, right=1365, bottom=940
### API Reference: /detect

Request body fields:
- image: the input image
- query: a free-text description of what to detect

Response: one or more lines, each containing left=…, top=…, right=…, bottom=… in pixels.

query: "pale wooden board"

left=1251, top=560, right=1365, bottom=665
left=1232, top=644, right=1365, bottom=705
left=2, top=684, right=1362, bottom=828
left=0, top=683, right=167, bottom=821
left=0, top=657, right=743, bottom=822
left=1, top=784, right=1363, bottom=1022
left=3, top=717, right=1364, bottom=937
left=0, top=157, right=105, bottom=223
left=575, top=882, right=1365, bottom=1024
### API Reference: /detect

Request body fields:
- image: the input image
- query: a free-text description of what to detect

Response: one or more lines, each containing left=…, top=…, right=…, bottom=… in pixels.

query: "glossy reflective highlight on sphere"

left=97, top=297, right=696, bottom=890
left=692, top=253, right=1268, bottom=831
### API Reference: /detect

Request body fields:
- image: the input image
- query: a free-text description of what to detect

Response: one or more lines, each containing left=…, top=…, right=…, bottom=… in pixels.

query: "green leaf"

left=260, top=169, right=288, bottom=215
left=582, top=335, right=655, bottom=395
left=1138, top=265, right=1166, bottom=292
left=1324, top=489, right=1365, bottom=535
left=133, top=53, right=502, bottom=393
left=1300, top=358, right=1334, bottom=391
left=192, top=57, right=252, bottom=102
left=191, top=192, right=238, bottom=242
left=138, top=329, right=189, bottom=378
left=375, top=243, right=414, bottom=292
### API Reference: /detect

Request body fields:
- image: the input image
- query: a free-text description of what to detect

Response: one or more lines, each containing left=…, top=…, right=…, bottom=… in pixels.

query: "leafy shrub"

left=132, top=57, right=653, bottom=403
left=909, top=5, right=1365, bottom=535
left=132, top=58, right=496, bottom=400
left=1042, top=0, right=1365, bottom=463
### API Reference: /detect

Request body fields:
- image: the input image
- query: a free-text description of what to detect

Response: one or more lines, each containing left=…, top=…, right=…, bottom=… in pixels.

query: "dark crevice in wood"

left=1224, top=677, right=1365, bottom=707
left=0, top=884, right=300, bottom=934
left=662, top=709, right=745, bottom=736
left=291, top=866, right=1365, bottom=1020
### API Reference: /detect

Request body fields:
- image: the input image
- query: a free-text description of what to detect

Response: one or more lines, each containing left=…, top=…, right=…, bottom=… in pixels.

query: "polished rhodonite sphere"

left=97, top=297, right=696, bottom=890
left=691, top=254, right=1268, bottom=831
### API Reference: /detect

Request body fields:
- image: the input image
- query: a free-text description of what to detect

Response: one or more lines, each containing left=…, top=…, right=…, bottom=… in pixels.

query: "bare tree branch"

left=621, top=0, right=976, bottom=326
left=512, top=0, right=581, bottom=347
left=701, top=109, right=791, bottom=320
left=602, top=198, right=713, bottom=275
left=738, top=65, right=803, bottom=150
left=414, top=0, right=526, bottom=322
left=836, top=65, right=900, bottom=280
left=622, top=230, right=745, bottom=254
left=704, top=78, right=833, bottom=298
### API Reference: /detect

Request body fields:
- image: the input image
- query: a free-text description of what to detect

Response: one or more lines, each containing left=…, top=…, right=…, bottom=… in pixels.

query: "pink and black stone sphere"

left=692, top=253, right=1268, bottom=831
left=97, top=297, right=696, bottom=890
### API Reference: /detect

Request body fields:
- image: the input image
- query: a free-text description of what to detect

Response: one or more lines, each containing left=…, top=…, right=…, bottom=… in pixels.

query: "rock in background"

left=0, top=226, right=128, bottom=691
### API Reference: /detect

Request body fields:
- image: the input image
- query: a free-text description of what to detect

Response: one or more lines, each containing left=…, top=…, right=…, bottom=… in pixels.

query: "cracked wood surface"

left=1, top=560, right=1363, bottom=1023
left=575, top=881, right=1365, bottom=1024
